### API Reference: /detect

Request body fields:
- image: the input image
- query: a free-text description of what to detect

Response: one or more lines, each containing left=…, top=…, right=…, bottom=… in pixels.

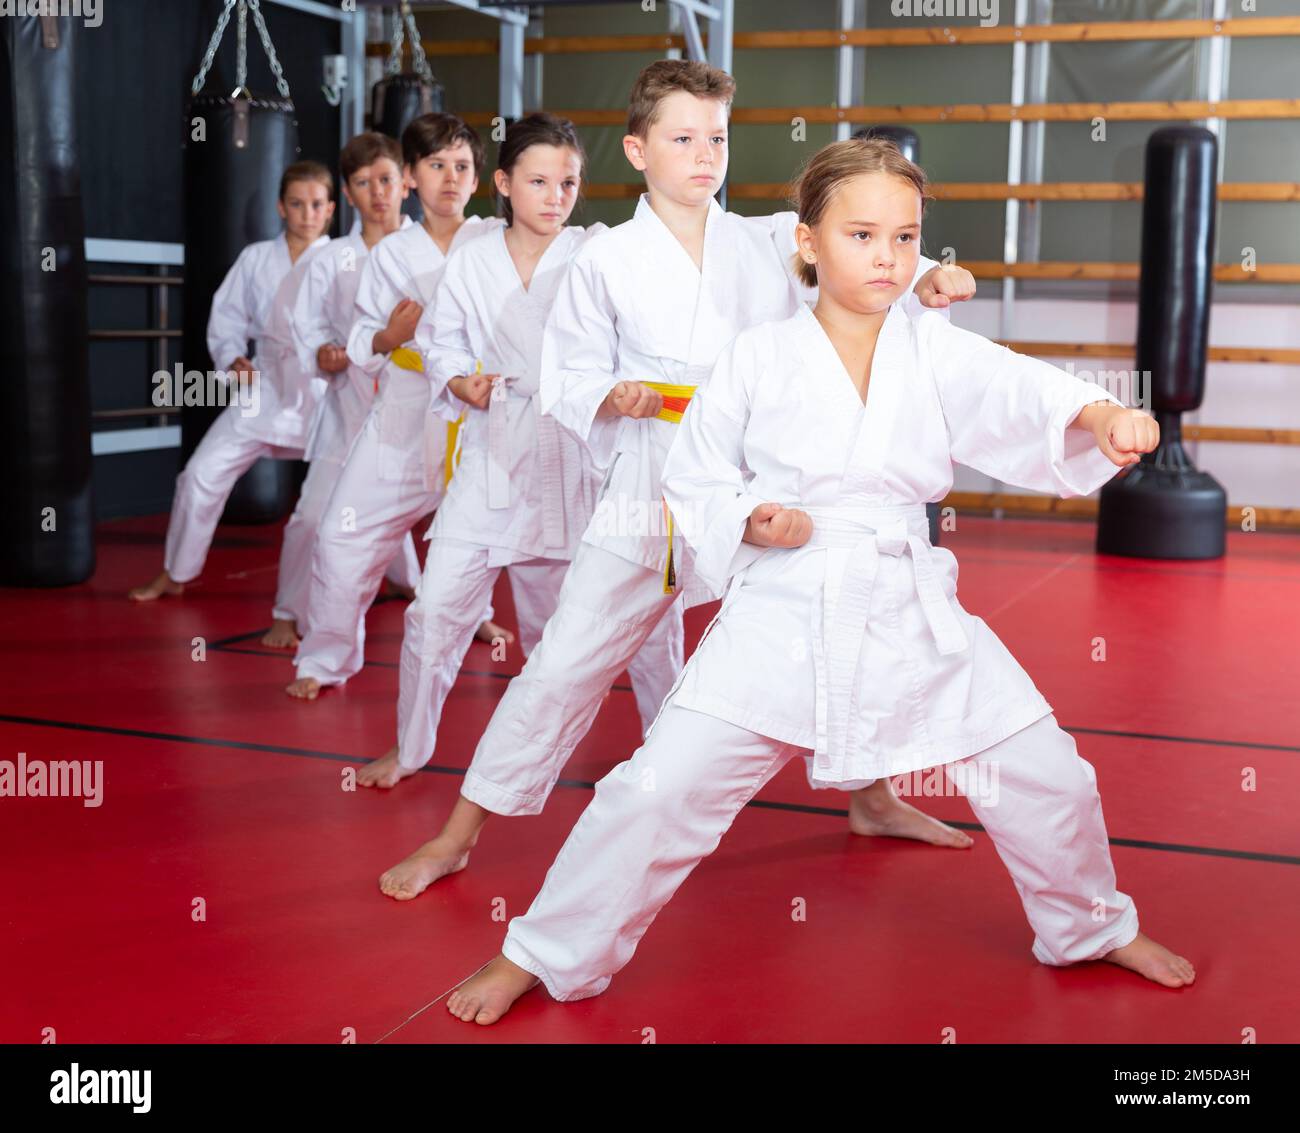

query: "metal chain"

left=189, top=0, right=238, bottom=96
left=248, top=0, right=292, bottom=99
left=235, top=0, right=248, bottom=91
left=404, top=4, right=436, bottom=85
left=385, top=3, right=406, bottom=77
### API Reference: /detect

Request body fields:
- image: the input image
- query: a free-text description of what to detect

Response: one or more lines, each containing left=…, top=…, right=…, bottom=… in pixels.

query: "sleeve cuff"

left=684, top=491, right=770, bottom=598
left=1049, top=389, right=1126, bottom=497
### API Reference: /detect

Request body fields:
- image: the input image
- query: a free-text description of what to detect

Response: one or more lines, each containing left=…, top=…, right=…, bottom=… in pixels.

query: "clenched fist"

left=316, top=344, right=349, bottom=374
left=914, top=263, right=977, bottom=308
left=1077, top=403, right=1160, bottom=467
left=598, top=380, right=664, bottom=420
left=448, top=370, right=498, bottom=410
left=744, top=502, right=813, bottom=548
left=372, top=297, right=424, bottom=354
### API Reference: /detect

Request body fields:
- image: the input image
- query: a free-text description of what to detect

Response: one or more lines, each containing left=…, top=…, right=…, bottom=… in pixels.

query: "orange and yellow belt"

left=642, top=381, right=697, bottom=593
left=391, top=346, right=463, bottom=486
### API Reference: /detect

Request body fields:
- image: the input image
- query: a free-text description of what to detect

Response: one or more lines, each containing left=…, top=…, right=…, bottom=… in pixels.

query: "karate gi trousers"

left=502, top=704, right=1140, bottom=1001
left=163, top=406, right=300, bottom=585
left=294, top=408, right=459, bottom=687
left=273, top=449, right=419, bottom=632
left=397, top=539, right=683, bottom=771
left=460, top=541, right=686, bottom=815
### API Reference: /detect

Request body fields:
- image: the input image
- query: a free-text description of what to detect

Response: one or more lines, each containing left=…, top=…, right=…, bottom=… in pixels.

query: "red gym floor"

left=2, top=512, right=1298, bottom=1044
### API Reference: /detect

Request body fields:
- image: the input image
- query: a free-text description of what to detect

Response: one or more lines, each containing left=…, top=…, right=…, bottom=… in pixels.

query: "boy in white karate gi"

left=129, top=162, right=334, bottom=609
left=446, top=138, right=1194, bottom=1025
left=266, top=132, right=420, bottom=649
left=287, top=114, right=505, bottom=700
left=360, top=114, right=682, bottom=793
left=378, top=61, right=975, bottom=901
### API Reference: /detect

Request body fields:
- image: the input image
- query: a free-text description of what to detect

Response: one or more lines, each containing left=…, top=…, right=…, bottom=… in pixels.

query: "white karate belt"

left=486, top=376, right=565, bottom=551
left=803, top=503, right=968, bottom=780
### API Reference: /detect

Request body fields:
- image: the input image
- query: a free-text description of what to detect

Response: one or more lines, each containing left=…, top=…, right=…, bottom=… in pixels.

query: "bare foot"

left=128, top=571, right=184, bottom=602
left=357, top=746, right=420, bottom=789
left=476, top=619, right=515, bottom=646
left=1103, top=932, right=1196, bottom=988
left=285, top=676, right=323, bottom=701
left=261, top=618, right=300, bottom=649
left=847, top=780, right=974, bottom=848
left=379, top=835, right=473, bottom=900
left=446, top=955, right=539, bottom=1026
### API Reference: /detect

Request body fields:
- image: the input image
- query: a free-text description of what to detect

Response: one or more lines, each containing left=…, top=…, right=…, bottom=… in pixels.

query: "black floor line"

left=211, top=640, right=639, bottom=692
left=3, top=711, right=1296, bottom=868
left=211, top=635, right=1300, bottom=754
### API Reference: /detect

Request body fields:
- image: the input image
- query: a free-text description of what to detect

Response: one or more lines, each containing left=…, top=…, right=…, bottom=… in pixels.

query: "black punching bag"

left=853, top=124, right=920, bottom=164
left=0, top=15, right=94, bottom=586
left=182, top=90, right=300, bottom=523
left=854, top=125, right=938, bottom=545
left=372, top=72, right=443, bottom=140
left=1097, top=127, right=1226, bottom=560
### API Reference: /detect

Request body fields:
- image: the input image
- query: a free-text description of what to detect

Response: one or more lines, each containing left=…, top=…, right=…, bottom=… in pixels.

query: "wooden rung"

left=720, top=182, right=1300, bottom=202
left=966, top=261, right=1140, bottom=280
left=732, top=100, right=1300, bottom=124
left=940, top=492, right=1300, bottom=532
left=735, top=17, right=1300, bottom=50
left=999, top=342, right=1300, bottom=365
left=366, top=18, right=1300, bottom=59
left=418, top=102, right=1300, bottom=130
left=965, top=261, right=1300, bottom=283
left=1183, top=426, right=1300, bottom=445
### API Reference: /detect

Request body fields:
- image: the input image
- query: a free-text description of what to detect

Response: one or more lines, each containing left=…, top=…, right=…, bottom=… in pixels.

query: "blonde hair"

left=790, top=138, right=932, bottom=288
left=626, top=59, right=736, bottom=138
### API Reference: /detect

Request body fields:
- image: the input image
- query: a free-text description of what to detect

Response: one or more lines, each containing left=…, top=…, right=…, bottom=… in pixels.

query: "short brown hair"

left=626, top=59, right=736, bottom=138
left=402, top=112, right=484, bottom=177
left=340, top=132, right=403, bottom=183
left=790, top=138, right=932, bottom=288
left=279, top=160, right=334, bottom=202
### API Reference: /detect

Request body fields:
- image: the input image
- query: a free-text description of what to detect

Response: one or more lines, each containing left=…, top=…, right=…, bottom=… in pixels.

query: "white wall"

left=948, top=298, right=1300, bottom=510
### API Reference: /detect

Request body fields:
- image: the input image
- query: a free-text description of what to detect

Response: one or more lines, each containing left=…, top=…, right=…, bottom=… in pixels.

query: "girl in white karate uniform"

left=445, top=138, right=1194, bottom=1026
left=378, top=65, right=974, bottom=903
left=266, top=133, right=422, bottom=648
left=129, top=163, right=334, bottom=609
left=361, top=114, right=680, bottom=795
left=287, top=114, right=502, bottom=700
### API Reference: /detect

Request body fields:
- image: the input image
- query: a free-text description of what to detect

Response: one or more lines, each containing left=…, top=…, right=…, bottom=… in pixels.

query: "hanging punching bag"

left=372, top=3, right=444, bottom=223
left=0, top=14, right=94, bottom=586
left=853, top=124, right=920, bottom=164
left=1097, top=127, right=1226, bottom=560
left=182, top=91, right=300, bottom=524
left=854, top=125, right=938, bottom=545
left=372, top=72, right=443, bottom=140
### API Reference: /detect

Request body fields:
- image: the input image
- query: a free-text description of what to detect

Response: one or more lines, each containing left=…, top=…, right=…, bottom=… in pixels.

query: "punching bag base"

left=1096, top=464, right=1227, bottom=560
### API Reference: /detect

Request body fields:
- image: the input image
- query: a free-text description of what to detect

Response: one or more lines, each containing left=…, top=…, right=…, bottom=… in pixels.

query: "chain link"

left=385, top=3, right=406, bottom=77
left=188, top=0, right=290, bottom=101
left=190, top=0, right=238, bottom=96
left=235, top=0, right=248, bottom=90
left=248, top=0, right=292, bottom=99
left=404, top=4, right=436, bottom=85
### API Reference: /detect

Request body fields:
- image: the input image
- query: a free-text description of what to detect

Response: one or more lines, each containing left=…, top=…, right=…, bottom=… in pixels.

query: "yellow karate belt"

left=391, top=346, right=463, bottom=486
left=641, top=381, right=698, bottom=593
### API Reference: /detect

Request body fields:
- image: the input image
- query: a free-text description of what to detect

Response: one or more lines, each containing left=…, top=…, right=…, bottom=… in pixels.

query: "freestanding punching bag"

left=1097, top=126, right=1226, bottom=560
left=182, top=2, right=300, bottom=524
left=0, top=14, right=94, bottom=586
left=853, top=125, right=938, bottom=545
